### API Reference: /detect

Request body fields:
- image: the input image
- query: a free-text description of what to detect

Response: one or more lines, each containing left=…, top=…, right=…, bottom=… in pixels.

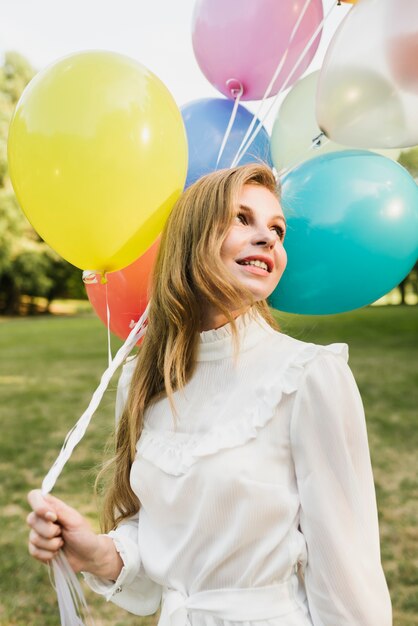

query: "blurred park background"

left=0, top=52, right=417, bottom=625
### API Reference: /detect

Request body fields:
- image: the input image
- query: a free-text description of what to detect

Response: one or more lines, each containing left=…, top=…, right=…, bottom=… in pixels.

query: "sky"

left=0, top=0, right=351, bottom=131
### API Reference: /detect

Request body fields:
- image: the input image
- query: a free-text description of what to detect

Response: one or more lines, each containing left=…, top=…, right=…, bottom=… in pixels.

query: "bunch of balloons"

left=182, top=0, right=418, bottom=315
left=268, top=0, right=418, bottom=313
left=7, top=0, right=418, bottom=333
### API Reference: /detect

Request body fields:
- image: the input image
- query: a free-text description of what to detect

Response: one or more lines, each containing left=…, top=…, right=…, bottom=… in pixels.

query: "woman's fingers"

left=26, top=511, right=62, bottom=539
left=26, top=489, right=96, bottom=570
left=27, top=489, right=57, bottom=521
left=27, top=508, right=64, bottom=563
left=28, top=539, right=61, bottom=563
left=27, top=489, right=86, bottom=531
left=29, top=528, right=64, bottom=552
left=27, top=489, right=86, bottom=536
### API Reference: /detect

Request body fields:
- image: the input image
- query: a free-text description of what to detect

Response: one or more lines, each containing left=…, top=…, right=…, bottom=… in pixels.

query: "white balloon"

left=271, top=71, right=400, bottom=172
left=316, top=0, right=418, bottom=149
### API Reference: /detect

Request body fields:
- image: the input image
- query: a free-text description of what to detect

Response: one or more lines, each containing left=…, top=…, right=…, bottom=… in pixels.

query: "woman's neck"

left=199, top=304, right=251, bottom=332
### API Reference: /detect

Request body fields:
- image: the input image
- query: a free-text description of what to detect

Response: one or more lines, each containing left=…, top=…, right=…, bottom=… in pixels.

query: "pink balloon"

left=192, top=0, right=324, bottom=101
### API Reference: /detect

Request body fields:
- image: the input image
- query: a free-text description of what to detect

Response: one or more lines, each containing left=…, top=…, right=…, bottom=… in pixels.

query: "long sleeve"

left=81, top=357, right=162, bottom=615
left=289, top=351, right=392, bottom=626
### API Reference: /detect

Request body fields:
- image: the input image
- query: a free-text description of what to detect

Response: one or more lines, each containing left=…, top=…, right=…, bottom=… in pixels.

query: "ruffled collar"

left=135, top=336, right=349, bottom=476
left=197, top=310, right=275, bottom=362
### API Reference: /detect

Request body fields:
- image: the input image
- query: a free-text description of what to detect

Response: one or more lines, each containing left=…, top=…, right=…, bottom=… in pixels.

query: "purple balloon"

left=192, top=0, right=324, bottom=101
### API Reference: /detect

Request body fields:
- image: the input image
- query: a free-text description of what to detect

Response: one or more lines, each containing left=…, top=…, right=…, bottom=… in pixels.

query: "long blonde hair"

left=97, top=163, right=281, bottom=532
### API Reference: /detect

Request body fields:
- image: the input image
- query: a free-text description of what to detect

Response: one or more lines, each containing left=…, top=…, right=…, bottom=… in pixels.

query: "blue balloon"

left=269, top=150, right=418, bottom=314
left=181, top=98, right=272, bottom=187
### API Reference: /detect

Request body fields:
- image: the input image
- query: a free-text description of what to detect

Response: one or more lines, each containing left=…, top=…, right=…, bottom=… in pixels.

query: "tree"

left=396, top=148, right=418, bottom=305
left=399, top=147, right=418, bottom=179
left=0, top=51, right=86, bottom=315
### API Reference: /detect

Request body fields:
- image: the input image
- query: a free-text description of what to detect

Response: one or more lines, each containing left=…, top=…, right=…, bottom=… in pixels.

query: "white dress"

left=83, top=312, right=392, bottom=626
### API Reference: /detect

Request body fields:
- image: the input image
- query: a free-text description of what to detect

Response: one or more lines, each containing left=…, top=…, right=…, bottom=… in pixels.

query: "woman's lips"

left=236, top=262, right=269, bottom=276
left=236, top=255, right=273, bottom=272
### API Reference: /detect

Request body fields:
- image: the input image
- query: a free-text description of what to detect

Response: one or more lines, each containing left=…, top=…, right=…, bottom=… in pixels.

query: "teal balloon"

left=269, top=150, right=418, bottom=314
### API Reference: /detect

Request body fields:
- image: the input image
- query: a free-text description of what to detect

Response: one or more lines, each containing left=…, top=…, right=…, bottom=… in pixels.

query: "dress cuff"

left=81, top=529, right=142, bottom=601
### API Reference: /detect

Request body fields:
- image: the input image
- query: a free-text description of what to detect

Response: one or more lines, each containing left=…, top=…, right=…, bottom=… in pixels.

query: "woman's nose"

left=252, top=228, right=276, bottom=248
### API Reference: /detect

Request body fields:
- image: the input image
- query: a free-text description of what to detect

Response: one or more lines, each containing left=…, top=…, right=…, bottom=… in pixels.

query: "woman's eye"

left=273, top=225, right=285, bottom=240
left=235, top=213, right=247, bottom=224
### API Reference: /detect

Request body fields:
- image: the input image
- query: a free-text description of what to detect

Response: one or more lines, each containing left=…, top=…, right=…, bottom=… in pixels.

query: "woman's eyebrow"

left=238, top=204, right=287, bottom=227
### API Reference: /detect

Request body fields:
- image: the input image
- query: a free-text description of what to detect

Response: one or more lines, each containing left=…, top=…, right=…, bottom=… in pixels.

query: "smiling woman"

left=27, top=163, right=392, bottom=626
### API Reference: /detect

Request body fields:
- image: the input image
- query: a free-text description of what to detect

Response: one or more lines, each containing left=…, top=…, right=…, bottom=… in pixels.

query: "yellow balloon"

left=8, top=51, right=188, bottom=272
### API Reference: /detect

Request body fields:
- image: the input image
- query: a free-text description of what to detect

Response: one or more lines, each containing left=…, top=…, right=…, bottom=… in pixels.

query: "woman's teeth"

left=239, top=259, right=269, bottom=271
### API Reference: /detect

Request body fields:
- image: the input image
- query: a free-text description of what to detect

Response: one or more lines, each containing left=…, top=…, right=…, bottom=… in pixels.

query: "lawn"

left=0, top=305, right=416, bottom=625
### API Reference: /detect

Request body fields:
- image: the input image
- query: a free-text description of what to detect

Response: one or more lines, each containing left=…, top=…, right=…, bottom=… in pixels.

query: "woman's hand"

left=27, top=489, right=122, bottom=579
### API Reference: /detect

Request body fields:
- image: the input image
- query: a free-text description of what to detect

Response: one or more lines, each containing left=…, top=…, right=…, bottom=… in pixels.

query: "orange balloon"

left=84, top=240, right=159, bottom=341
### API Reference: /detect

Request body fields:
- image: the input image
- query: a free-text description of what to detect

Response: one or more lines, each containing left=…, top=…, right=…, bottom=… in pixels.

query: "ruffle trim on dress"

left=136, top=342, right=349, bottom=476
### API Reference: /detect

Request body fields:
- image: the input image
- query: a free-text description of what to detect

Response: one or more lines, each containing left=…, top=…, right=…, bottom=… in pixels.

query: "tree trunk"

left=398, top=277, right=407, bottom=305
left=0, top=274, right=21, bottom=315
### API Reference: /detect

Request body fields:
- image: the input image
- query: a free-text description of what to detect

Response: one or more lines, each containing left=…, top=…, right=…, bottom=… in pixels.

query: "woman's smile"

left=236, top=255, right=274, bottom=274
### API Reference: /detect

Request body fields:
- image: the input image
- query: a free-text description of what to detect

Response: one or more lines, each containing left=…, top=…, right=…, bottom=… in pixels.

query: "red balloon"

left=84, top=240, right=159, bottom=340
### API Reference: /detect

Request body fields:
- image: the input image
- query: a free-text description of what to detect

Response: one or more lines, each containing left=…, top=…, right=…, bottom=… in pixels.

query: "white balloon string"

left=52, top=551, right=95, bottom=626
left=228, top=47, right=289, bottom=168
left=233, top=1, right=336, bottom=166
left=215, top=80, right=243, bottom=168
left=278, top=132, right=330, bottom=178
left=230, top=0, right=313, bottom=168
left=105, top=279, right=112, bottom=368
left=41, top=301, right=150, bottom=496
left=232, top=3, right=334, bottom=167
left=41, top=301, right=149, bottom=626
left=231, top=0, right=337, bottom=168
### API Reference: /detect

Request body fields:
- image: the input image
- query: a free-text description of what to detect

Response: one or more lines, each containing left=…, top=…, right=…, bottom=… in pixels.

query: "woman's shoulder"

left=249, top=319, right=350, bottom=397
left=262, top=321, right=349, bottom=366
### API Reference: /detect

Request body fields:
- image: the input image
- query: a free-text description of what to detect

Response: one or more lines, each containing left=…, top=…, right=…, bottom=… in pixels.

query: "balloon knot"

left=312, top=132, right=325, bottom=148
left=226, top=78, right=244, bottom=100
left=100, top=272, right=108, bottom=285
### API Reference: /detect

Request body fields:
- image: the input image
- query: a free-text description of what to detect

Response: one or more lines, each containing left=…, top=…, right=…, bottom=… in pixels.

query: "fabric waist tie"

left=159, top=574, right=306, bottom=626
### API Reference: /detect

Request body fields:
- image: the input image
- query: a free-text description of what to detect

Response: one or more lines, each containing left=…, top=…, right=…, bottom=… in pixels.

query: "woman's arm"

left=26, top=488, right=161, bottom=615
left=290, top=350, right=392, bottom=626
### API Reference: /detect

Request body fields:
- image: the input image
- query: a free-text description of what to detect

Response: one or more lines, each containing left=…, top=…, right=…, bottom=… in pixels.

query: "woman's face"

left=220, top=183, right=287, bottom=301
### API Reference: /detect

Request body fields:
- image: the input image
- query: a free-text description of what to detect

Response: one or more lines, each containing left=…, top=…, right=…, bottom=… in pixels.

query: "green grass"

left=0, top=306, right=417, bottom=625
